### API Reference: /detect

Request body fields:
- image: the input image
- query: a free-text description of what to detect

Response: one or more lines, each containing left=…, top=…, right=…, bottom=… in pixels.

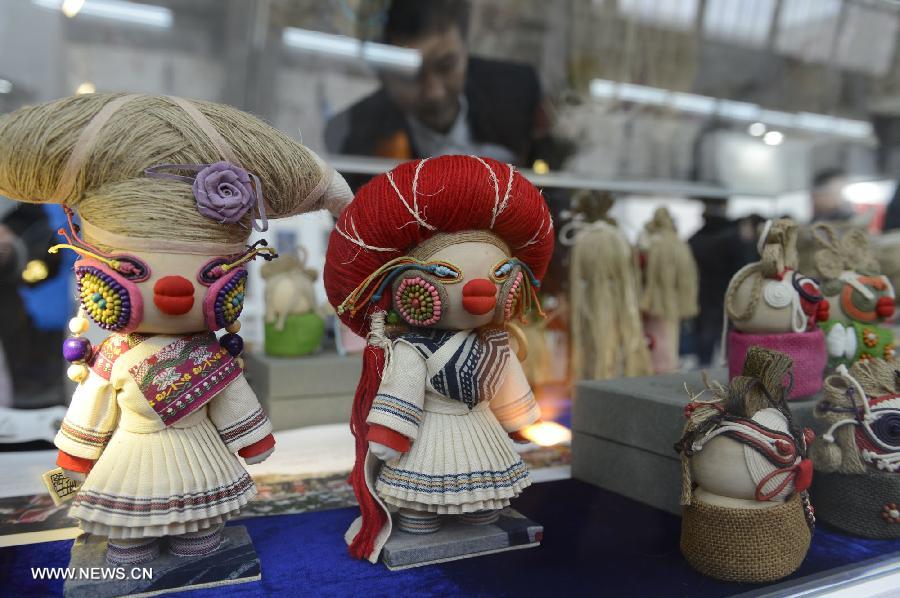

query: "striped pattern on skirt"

left=375, top=401, right=531, bottom=515
left=70, top=414, right=256, bottom=539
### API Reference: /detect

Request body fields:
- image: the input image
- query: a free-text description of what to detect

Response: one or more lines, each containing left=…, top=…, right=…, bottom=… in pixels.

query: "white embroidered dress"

left=54, top=332, right=272, bottom=540
left=347, top=327, right=541, bottom=560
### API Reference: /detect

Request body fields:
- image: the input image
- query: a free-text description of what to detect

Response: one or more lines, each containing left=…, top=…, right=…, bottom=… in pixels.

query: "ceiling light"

left=762, top=130, right=784, bottom=145
left=842, top=180, right=895, bottom=205
left=747, top=122, right=766, bottom=136
left=282, top=27, right=421, bottom=74
left=32, top=0, right=172, bottom=28
left=61, top=0, right=84, bottom=17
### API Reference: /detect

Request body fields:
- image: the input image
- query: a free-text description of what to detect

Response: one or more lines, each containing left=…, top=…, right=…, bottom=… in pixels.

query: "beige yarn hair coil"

left=0, top=93, right=351, bottom=249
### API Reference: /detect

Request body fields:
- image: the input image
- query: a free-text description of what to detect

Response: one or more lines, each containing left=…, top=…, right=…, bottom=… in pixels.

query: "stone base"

left=64, top=526, right=261, bottom=598
left=381, top=508, right=542, bottom=571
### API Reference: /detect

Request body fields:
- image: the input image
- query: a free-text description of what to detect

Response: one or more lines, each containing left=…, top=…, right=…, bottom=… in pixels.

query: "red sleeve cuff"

left=367, top=424, right=411, bottom=453
left=57, top=451, right=93, bottom=474
left=238, top=433, right=276, bottom=458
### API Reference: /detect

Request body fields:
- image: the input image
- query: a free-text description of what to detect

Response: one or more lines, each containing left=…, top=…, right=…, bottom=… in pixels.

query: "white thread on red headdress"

left=387, top=161, right=436, bottom=231
left=518, top=213, right=554, bottom=250
left=471, top=156, right=502, bottom=228
left=335, top=214, right=398, bottom=254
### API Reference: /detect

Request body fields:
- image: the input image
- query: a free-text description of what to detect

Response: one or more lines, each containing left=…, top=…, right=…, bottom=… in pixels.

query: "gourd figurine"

left=724, top=219, right=828, bottom=399
left=323, top=155, right=553, bottom=563
left=261, top=246, right=326, bottom=356
left=809, top=358, right=900, bottom=538
left=0, top=93, right=350, bottom=565
left=811, top=223, right=896, bottom=367
left=676, top=347, right=815, bottom=583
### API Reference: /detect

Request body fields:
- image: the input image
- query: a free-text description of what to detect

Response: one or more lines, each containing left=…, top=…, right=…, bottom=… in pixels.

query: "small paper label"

left=42, top=467, right=80, bottom=506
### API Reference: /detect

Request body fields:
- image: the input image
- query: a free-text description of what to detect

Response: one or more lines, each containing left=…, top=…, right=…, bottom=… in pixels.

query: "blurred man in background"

left=325, top=0, right=562, bottom=168
left=688, top=199, right=761, bottom=366
left=0, top=200, right=66, bottom=408
left=811, top=168, right=852, bottom=222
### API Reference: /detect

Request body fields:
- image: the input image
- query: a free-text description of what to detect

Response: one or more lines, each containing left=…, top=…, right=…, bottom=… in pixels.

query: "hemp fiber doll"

left=724, top=219, right=828, bottom=399
left=676, top=347, right=815, bottom=583
left=637, top=207, right=699, bottom=374
left=811, top=224, right=896, bottom=367
left=0, top=93, right=350, bottom=564
left=565, top=191, right=652, bottom=381
left=809, top=358, right=900, bottom=538
left=323, top=155, right=553, bottom=563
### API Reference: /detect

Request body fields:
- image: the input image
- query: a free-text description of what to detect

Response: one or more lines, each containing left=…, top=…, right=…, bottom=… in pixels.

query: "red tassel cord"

left=347, top=344, right=388, bottom=560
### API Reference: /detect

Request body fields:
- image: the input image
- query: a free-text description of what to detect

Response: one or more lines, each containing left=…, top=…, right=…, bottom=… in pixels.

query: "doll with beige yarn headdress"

left=637, top=207, right=698, bottom=373
left=676, top=347, right=815, bottom=582
left=811, top=223, right=896, bottom=368
left=0, top=93, right=350, bottom=565
left=724, top=219, right=828, bottom=399
left=809, top=358, right=900, bottom=538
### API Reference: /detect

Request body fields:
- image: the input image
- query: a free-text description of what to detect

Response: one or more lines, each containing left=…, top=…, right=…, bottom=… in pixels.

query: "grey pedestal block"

left=243, top=351, right=361, bottom=430
left=382, top=508, right=542, bottom=570
left=64, top=525, right=260, bottom=598
left=572, top=368, right=822, bottom=514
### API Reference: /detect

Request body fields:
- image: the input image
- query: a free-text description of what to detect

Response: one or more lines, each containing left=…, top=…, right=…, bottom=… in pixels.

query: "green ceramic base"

left=264, top=312, right=324, bottom=357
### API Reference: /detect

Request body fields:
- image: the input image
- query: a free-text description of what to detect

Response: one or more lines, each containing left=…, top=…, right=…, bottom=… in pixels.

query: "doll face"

left=730, top=269, right=825, bottom=334
left=77, top=247, right=245, bottom=335
left=821, top=272, right=895, bottom=324
left=394, top=237, right=511, bottom=331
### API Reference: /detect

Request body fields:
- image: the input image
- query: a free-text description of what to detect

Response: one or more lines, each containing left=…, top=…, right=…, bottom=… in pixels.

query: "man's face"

left=382, top=27, right=468, bottom=133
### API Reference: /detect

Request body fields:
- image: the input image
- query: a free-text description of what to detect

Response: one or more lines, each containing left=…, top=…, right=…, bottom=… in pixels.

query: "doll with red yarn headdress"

left=324, top=155, right=554, bottom=563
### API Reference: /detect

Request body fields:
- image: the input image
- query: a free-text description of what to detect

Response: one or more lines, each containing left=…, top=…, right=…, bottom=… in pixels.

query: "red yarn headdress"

left=323, top=155, right=554, bottom=560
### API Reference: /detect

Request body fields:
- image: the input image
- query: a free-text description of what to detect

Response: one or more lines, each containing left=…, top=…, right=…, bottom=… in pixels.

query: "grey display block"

left=382, top=508, right=542, bottom=570
left=64, top=525, right=260, bottom=598
left=243, top=351, right=361, bottom=430
left=571, top=368, right=821, bottom=515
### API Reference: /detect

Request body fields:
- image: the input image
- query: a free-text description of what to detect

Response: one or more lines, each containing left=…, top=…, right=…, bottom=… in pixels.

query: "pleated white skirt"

left=375, top=400, right=531, bottom=514
left=70, top=411, right=255, bottom=539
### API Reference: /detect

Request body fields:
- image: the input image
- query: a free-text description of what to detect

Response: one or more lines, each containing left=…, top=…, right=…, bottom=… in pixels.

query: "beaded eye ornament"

left=336, top=254, right=544, bottom=327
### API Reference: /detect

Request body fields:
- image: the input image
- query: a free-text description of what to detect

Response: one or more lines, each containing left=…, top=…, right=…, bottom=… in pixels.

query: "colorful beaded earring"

left=199, top=240, right=278, bottom=368
left=63, top=308, right=93, bottom=382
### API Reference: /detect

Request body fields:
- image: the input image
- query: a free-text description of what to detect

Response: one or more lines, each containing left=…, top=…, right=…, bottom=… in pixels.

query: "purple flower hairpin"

left=144, top=161, right=269, bottom=232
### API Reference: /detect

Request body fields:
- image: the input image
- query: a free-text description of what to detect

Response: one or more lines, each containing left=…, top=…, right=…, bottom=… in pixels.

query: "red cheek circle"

left=153, top=276, right=196, bottom=315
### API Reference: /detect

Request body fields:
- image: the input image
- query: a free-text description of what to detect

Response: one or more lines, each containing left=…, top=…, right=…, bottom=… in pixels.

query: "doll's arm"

left=208, top=374, right=275, bottom=462
left=365, top=341, right=426, bottom=454
left=54, top=368, right=117, bottom=474
left=491, top=356, right=541, bottom=434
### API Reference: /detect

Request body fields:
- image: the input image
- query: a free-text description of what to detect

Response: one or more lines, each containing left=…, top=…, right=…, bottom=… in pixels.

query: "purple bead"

left=220, top=333, right=243, bottom=357
left=63, top=337, right=92, bottom=363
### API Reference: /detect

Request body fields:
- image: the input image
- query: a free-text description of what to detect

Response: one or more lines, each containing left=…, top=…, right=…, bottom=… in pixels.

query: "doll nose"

left=877, top=296, right=895, bottom=319
left=462, top=278, right=497, bottom=315
left=154, top=276, right=195, bottom=315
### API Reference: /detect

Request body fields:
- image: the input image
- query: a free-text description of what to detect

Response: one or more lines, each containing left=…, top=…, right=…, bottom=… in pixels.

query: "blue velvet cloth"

left=4, top=479, right=899, bottom=597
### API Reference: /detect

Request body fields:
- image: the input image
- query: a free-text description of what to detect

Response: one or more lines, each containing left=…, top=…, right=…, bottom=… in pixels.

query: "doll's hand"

left=243, top=447, right=274, bottom=465
left=508, top=429, right=532, bottom=444
left=369, top=441, right=402, bottom=462
left=238, top=433, right=275, bottom=465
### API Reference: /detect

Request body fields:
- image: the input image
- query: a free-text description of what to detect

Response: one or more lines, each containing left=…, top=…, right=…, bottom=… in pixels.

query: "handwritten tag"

left=42, top=467, right=81, bottom=506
